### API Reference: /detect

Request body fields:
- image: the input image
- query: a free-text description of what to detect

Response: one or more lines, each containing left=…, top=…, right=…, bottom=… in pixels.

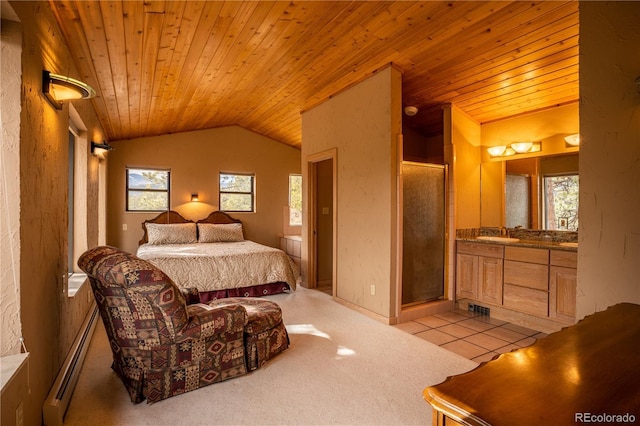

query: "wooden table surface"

left=424, top=303, right=640, bottom=426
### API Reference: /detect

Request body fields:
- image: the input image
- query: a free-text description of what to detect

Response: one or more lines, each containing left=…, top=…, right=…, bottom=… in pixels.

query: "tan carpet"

left=64, top=286, right=476, bottom=425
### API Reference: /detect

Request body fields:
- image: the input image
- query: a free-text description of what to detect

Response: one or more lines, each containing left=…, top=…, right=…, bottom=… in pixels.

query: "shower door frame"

left=397, top=161, right=449, bottom=312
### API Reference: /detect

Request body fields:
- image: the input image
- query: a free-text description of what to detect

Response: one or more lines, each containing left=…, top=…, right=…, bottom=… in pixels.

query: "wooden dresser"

left=423, top=303, right=640, bottom=425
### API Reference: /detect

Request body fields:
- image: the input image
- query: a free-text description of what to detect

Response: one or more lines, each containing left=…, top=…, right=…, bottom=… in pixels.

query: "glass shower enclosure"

left=401, top=162, right=446, bottom=305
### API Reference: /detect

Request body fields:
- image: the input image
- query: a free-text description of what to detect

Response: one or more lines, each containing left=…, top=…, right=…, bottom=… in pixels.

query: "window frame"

left=126, top=167, right=171, bottom=212
left=67, top=129, right=76, bottom=274
left=288, top=173, right=302, bottom=226
left=542, top=172, right=579, bottom=231
left=219, top=172, right=256, bottom=213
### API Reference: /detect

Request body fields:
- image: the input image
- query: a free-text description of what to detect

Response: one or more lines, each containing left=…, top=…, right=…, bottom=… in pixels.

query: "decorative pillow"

left=198, top=223, right=244, bottom=243
left=146, top=223, right=197, bottom=245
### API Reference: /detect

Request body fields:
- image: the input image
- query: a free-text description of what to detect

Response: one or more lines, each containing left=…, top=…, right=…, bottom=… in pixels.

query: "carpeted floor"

left=63, top=286, right=477, bottom=425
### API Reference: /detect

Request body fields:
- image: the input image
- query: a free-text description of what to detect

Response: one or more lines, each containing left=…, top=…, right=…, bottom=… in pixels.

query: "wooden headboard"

left=139, top=210, right=242, bottom=245
left=196, top=211, right=242, bottom=225
left=138, top=211, right=194, bottom=245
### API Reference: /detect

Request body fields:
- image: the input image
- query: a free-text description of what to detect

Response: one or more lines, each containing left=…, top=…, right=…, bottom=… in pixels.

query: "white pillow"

left=146, top=223, right=197, bottom=245
left=198, top=223, right=244, bottom=243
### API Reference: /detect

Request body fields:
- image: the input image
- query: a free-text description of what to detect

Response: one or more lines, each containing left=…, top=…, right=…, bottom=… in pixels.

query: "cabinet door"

left=456, top=253, right=478, bottom=299
left=479, top=257, right=503, bottom=305
left=549, top=266, right=577, bottom=323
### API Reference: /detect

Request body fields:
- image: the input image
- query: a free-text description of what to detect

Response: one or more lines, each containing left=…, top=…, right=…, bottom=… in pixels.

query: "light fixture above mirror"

left=510, top=142, right=533, bottom=153
left=487, top=141, right=541, bottom=157
left=487, top=145, right=507, bottom=156
left=564, top=134, right=580, bottom=146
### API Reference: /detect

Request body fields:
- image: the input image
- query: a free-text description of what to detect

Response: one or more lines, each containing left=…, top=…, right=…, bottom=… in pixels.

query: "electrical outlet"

left=370, top=285, right=375, bottom=295
left=122, top=224, right=128, bottom=231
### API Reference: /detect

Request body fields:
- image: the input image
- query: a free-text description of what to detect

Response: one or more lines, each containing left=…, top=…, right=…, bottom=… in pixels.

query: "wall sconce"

left=42, top=70, right=96, bottom=110
left=91, top=141, right=113, bottom=159
left=564, top=134, right=580, bottom=146
left=191, top=194, right=199, bottom=202
left=487, top=142, right=541, bottom=157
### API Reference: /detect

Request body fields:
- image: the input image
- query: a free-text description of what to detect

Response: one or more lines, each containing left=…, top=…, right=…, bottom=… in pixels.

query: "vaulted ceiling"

left=49, top=1, right=579, bottom=148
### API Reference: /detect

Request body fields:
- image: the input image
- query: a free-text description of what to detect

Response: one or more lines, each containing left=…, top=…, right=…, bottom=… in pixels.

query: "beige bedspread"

left=136, top=241, right=298, bottom=292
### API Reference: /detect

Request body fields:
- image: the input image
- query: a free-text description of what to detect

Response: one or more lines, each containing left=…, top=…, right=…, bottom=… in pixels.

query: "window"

left=68, top=130, right=75, bottom=273
left=67, top=107, right=90, bottom=297
left=126, top=168, right=170, bottom=211
left=68, top=114, right=88, bottom=276
left=289, top=174, right=302, bottom=226
left=543, top=174, right=579, bottom=231
left=219, top=173, right=255, bottom=212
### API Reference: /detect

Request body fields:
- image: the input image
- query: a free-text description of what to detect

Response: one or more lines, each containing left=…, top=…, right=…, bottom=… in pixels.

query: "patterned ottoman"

left=207, top=297, right=289, bottom=371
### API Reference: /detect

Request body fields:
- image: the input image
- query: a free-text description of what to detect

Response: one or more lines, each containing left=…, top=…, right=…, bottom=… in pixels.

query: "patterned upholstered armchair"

left=78, top=246, right=249, bottom=403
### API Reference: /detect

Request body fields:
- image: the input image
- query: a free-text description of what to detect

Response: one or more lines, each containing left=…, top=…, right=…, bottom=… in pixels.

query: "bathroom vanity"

left=455, top=233, right=577, bottom=331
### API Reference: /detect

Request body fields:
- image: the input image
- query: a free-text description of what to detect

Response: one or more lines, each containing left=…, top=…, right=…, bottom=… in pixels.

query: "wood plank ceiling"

left=49, top=1, right=579, bottom=148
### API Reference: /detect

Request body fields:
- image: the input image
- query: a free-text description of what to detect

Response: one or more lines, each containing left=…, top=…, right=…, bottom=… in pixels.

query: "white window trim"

left=67, top=105, right=89, bottom=297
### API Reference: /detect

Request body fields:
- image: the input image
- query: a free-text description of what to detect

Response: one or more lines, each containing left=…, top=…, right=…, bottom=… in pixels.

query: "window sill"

left=67, top=273, right=88, bottom=297
left=1, top=353, right=29, bottom=391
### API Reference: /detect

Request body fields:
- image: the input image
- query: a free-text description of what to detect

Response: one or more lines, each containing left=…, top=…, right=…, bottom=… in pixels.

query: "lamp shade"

left=511, top=142, right=533, bottom=153
left=564, top=134, right=580, bottom=146
left=43, top=70, right=95, bottom=109
left=487, top=145, right=507, bottom=157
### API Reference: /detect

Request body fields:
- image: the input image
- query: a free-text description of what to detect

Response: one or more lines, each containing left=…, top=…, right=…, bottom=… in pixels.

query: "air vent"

left=468, top=303, right=491, bottom=316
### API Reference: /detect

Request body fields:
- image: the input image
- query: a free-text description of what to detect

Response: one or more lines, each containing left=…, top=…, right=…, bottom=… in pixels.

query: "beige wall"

left=1, top=18, right=22, bottom=357
left=106, top=126, right=301, bottom=254
left=577, top=2, right=640, bottom=318
left=446, top=105, right=482, bottom=230
left=481, top=103, right=579, bottom=150
left=4, top=2, right=105, bottom=425
left=301, top=66, right=402, bottom=319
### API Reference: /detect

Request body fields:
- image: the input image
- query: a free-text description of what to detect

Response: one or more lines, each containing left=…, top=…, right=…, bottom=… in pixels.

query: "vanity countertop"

left=456, top=237, right=578, bottom=251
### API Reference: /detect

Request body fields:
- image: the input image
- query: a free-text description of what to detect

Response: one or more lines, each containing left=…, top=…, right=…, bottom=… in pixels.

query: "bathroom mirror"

left=481, top=153, right=579, bottom=231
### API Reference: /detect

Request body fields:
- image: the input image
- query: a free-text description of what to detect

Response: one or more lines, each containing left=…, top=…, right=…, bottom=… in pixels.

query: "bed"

left=136, top=210, right=298, bottom=302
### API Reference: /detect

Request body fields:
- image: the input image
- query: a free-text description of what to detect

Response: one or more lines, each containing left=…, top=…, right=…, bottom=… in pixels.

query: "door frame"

left=305, top=148, right=337, bottom=296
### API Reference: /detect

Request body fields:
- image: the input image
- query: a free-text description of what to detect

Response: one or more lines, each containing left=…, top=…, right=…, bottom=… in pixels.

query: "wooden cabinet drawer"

left=504, top=260, right=548, bottom=290
left=503, top=284, right=549, bottom=317
left=550, top=250, right=577, bottom=268
left=457, top=241, right=504, bottom=258
left=504, top=246, right=548, bottom=264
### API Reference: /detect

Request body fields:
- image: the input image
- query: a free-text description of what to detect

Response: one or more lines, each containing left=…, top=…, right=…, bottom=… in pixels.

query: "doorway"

left=305, top=149, right=337, bottom=296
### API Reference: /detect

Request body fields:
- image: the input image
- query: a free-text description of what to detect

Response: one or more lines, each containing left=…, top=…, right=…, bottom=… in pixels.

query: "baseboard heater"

left=43, top=303, right=99, bottom=426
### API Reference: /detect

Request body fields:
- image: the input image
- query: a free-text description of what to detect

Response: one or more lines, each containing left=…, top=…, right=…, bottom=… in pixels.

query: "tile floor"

left=393, top=309, right=548, bottom=363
